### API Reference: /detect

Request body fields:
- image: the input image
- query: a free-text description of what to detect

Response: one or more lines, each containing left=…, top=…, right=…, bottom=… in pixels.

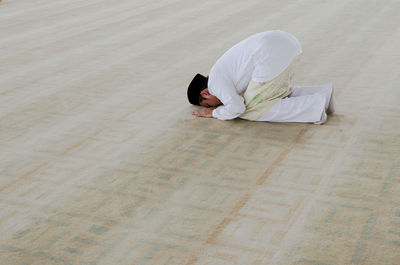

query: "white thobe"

left=208, top=30, right=302, bottom=120
left=257, top=83, right=335, bottom=124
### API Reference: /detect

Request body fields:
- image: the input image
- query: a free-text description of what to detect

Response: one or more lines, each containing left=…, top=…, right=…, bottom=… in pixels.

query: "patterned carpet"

left=0, top=0, right=399, bottom=264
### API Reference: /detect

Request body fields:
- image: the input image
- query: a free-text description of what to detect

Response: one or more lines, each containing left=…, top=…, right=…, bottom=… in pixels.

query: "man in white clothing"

left=187, top=30, right=335, bottom=124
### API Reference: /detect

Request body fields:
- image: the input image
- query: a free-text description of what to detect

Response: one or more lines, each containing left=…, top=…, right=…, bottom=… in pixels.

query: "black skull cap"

left=187, top=73, right=208, bottom=105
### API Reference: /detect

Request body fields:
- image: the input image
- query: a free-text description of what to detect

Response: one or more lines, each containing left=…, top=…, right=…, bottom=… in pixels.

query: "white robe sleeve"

left=212, top=95, right=246, bottom=120
left=209, top=74, right=246, bottom=120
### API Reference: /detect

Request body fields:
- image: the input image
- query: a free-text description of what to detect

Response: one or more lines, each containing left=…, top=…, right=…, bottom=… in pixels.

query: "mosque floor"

left=1, top=0, right=399, bottom=264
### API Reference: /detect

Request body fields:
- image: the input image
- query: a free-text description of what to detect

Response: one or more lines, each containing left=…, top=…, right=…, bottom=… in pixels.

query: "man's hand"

left=191, top=108, right=214, bottom=118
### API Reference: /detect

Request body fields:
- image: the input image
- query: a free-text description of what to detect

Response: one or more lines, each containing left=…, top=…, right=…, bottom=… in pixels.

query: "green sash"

left=240, top=57, right=299, bottom=121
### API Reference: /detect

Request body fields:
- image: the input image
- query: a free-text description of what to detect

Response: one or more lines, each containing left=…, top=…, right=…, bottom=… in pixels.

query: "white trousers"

left=257, top=83, right=335, bottom=124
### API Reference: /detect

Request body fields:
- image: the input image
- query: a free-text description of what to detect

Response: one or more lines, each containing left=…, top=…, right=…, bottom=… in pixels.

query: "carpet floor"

left=1, top=0, right=399, bottom=264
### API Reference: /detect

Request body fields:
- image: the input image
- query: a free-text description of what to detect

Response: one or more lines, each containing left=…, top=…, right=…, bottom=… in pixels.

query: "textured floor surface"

left=1, top=0, right=400, bottom=264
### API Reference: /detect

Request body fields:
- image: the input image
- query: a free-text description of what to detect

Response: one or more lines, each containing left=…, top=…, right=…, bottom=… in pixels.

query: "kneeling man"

left=187, top=30, right=335, bottom=124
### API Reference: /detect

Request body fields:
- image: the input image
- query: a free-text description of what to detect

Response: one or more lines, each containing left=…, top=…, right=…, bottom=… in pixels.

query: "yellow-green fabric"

left=239, top=56, right=299, bottom=121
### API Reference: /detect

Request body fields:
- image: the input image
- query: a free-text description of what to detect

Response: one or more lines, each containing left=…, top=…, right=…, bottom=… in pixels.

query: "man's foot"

left=326, top=84, right=336, bottom=114
left=314, top=111, right=327, bottom=125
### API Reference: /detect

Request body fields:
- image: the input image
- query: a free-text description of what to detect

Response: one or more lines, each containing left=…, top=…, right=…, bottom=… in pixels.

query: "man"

left=187, top=30, right=335, bottom=124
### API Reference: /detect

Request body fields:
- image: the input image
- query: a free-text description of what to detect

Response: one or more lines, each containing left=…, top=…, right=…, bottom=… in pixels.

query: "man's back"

left=208, top=30, right=302, bottom=120
left=209, top=30, right=302, bottom=94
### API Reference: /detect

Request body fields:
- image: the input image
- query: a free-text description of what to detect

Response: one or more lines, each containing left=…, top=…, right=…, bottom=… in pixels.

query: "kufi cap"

left=187, top=73, right=208, bottom=105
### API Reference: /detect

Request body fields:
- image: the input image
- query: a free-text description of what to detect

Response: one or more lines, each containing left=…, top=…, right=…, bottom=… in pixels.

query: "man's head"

left=187, top=73, right=221, bottom=107
left=198, top=88, right=221, bottom=107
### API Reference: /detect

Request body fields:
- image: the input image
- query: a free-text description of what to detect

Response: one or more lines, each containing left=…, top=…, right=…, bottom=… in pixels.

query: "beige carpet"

left=1, top=0, right=400, bottom=264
